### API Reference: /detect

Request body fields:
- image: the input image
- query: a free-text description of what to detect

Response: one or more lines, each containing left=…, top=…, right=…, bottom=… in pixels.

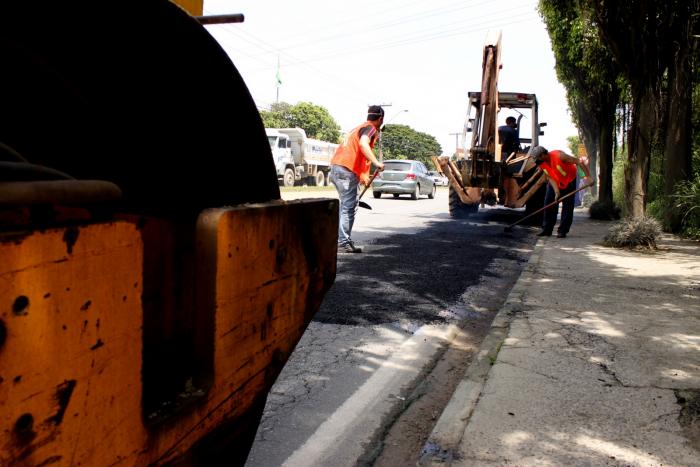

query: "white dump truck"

left=266, top=128, right=338, bottom=186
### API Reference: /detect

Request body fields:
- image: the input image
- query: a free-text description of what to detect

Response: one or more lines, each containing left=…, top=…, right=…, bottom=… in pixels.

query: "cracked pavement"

left=245, top=189, right=538, bottom=467
left=428, top=213, right=700, bottom=466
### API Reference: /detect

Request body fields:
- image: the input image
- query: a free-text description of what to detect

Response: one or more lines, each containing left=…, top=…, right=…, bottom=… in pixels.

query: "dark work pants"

left=542, top=179, right=576, bottom=234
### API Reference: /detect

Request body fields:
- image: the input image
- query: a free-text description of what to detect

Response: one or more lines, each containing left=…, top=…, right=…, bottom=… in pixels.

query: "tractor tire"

left=283, top=169, right=296, bottom=187
left=315, top=171, right=325, bottom=187
left=449, top=185, right=478, bottom=218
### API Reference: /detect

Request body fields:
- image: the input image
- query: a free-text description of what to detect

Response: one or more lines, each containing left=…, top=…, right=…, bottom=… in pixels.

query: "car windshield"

left=384, top=162, right=412, bottom=172
left=428, top=171, right=439, bottom=176
left=267, top=136, right=277, bottom=150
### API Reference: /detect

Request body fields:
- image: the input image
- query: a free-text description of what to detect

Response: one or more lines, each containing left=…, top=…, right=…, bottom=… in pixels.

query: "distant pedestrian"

left=330, top=105, right=385, bottom=253
left=532, top=146, right=591, bottom=238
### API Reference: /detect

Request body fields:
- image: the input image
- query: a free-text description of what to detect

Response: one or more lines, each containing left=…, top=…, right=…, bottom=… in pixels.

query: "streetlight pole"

left=387, top=109, right=408, bottom=124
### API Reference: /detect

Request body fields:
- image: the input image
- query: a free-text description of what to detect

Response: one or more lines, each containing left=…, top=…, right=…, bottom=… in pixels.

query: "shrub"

left=671, top=176, right=700, bottom=240
left=589, top=200, right=621, bottom=220
left=603, top=216, right=662, bottom=249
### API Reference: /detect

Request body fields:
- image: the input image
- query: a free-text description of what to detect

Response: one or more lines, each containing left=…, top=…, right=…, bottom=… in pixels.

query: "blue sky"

left=203, top=0, right=577, bottom=156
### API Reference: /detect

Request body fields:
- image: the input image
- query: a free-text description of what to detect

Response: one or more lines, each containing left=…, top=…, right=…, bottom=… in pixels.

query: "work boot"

left=537, top=230, right=552, bottom=237
left=557, top=232, right=567, bottom=238
left=339, top=241, right=362, bottom=253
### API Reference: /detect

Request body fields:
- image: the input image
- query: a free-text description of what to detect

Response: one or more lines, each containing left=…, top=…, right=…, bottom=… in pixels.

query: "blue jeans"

left=543, top=179, right=576, bottom=234
left=330, top=164, right=359, bottom=246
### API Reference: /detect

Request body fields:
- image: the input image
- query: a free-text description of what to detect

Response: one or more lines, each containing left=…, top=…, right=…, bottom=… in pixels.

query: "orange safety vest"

left=331, top=122, right=378, bottom=179
left=540, top=150, right=577, bottom=189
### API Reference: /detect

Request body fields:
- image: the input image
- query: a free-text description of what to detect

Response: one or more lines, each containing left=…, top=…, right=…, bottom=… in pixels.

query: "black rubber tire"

left=428, top=184, right=436, bottom=199
left=449, top=185, right=479, bottom=218
left=373, top=191, right=381, bottom=199
left=315, top=171, right=325, bottom=186
left=0, top=0, right=280, bottom=217
left=411, top=184, right=420, bottom=200
left=283, top=168, right=295, bottom=187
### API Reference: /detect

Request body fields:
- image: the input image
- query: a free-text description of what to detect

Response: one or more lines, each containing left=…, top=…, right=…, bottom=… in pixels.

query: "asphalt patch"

left=315, top=209, right=537, bottom=326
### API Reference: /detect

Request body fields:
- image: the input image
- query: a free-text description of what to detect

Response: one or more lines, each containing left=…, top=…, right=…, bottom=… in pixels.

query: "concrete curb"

left=282, top=322, right=463, bottom=467
left=418, top=237, right=546, bottom=466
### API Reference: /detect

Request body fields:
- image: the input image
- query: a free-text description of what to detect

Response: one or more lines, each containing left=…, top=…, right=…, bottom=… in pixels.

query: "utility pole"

left=449, top=132, right=460, bottom=154
left=275, top=55, right=282, bottom=104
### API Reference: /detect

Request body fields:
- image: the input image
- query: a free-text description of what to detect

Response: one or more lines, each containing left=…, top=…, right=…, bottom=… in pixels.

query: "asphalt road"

left=244, top=187, right=538, bottom=466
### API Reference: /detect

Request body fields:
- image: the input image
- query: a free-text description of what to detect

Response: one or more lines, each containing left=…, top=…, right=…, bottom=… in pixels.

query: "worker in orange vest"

left=532, top=146, right=591, bottom=238
left=330, top=105, right=385, bottom=253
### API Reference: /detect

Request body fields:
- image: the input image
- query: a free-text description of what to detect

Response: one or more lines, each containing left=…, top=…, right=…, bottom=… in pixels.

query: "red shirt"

left=540, top=150, right=577, bottom=189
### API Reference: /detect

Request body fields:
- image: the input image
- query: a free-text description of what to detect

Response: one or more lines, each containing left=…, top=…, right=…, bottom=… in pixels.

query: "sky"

left=202, top=0, right=577, bottom=157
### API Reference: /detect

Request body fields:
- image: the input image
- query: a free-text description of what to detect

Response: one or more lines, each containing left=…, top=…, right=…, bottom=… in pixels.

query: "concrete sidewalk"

left=422, top=213, right=700, bottom=466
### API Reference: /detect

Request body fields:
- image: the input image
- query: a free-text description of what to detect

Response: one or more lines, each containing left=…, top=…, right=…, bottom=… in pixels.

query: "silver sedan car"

left=371, top=159, right=436, bottom=200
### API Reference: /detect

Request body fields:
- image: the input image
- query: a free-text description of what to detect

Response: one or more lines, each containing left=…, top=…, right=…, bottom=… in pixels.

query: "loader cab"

left=496, top=92, right=545, bottom=158
left=462, top=91, right=545, bottom=161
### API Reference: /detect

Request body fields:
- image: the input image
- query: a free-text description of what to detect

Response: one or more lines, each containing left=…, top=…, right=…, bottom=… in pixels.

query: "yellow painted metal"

left=438, top=156, right=481, bottom=205
left=0, top=222, right=145, bottom=466
left=170, top=0, right=203, bottom=16
left=0, top=199, right=338, bottom=465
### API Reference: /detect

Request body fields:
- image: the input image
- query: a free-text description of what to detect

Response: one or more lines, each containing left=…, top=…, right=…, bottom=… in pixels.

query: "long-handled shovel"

left=503, top=182, right=594, bottom=234
left=358, top=169, right=381, bottom=210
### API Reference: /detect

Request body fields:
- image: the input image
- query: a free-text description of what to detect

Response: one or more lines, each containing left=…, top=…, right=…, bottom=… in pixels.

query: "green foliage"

left=566, top=135, right=580, bottom=156
left=693, top=73, right=700, bottom=179
left=259, top=101, right=341, bottom=142
left=671, top=176, right=700, bottom=239
left=260, top=102, right=292, bottom=128
left=538, top=1, right=621, bottom=129
left=603, top=216, right=662, bottom=249
left=380, top=124, right=442, bottom=166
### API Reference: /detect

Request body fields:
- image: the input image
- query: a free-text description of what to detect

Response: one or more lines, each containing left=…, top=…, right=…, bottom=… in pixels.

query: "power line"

left=278, top=14, right=540, bottom=69
left=275, top=0, right=496, bottom=52
left=208, top=21, right=376, bottom=104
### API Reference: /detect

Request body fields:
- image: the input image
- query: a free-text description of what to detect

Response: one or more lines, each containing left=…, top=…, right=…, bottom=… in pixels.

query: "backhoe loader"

left=437, top=31, right=548, bottom=219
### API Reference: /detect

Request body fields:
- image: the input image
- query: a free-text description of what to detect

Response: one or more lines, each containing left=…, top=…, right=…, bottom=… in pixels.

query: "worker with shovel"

left=532, top=145, right=592, bottom=238
left=330, top=105, right=385, bottom=253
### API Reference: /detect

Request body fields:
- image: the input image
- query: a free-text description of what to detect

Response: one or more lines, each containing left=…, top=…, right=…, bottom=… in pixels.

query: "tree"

left=582, top=0, right=698, bottom=224
left=538, top=0, right=621, bottom=205
left=259, top=102, right=292, bottom=129
left=259, top=101, right=341, bottom=143
left=380, top=124, right=442, bottom=167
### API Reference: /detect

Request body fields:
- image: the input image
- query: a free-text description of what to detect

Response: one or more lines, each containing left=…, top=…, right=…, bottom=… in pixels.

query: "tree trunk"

left=577, top=102, right=599, bottom=198
left=663, top=22, right=694, bottom=232
left=598, top=108, right=615, bottom=203
left=625, top=86, right=655, bottom=217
